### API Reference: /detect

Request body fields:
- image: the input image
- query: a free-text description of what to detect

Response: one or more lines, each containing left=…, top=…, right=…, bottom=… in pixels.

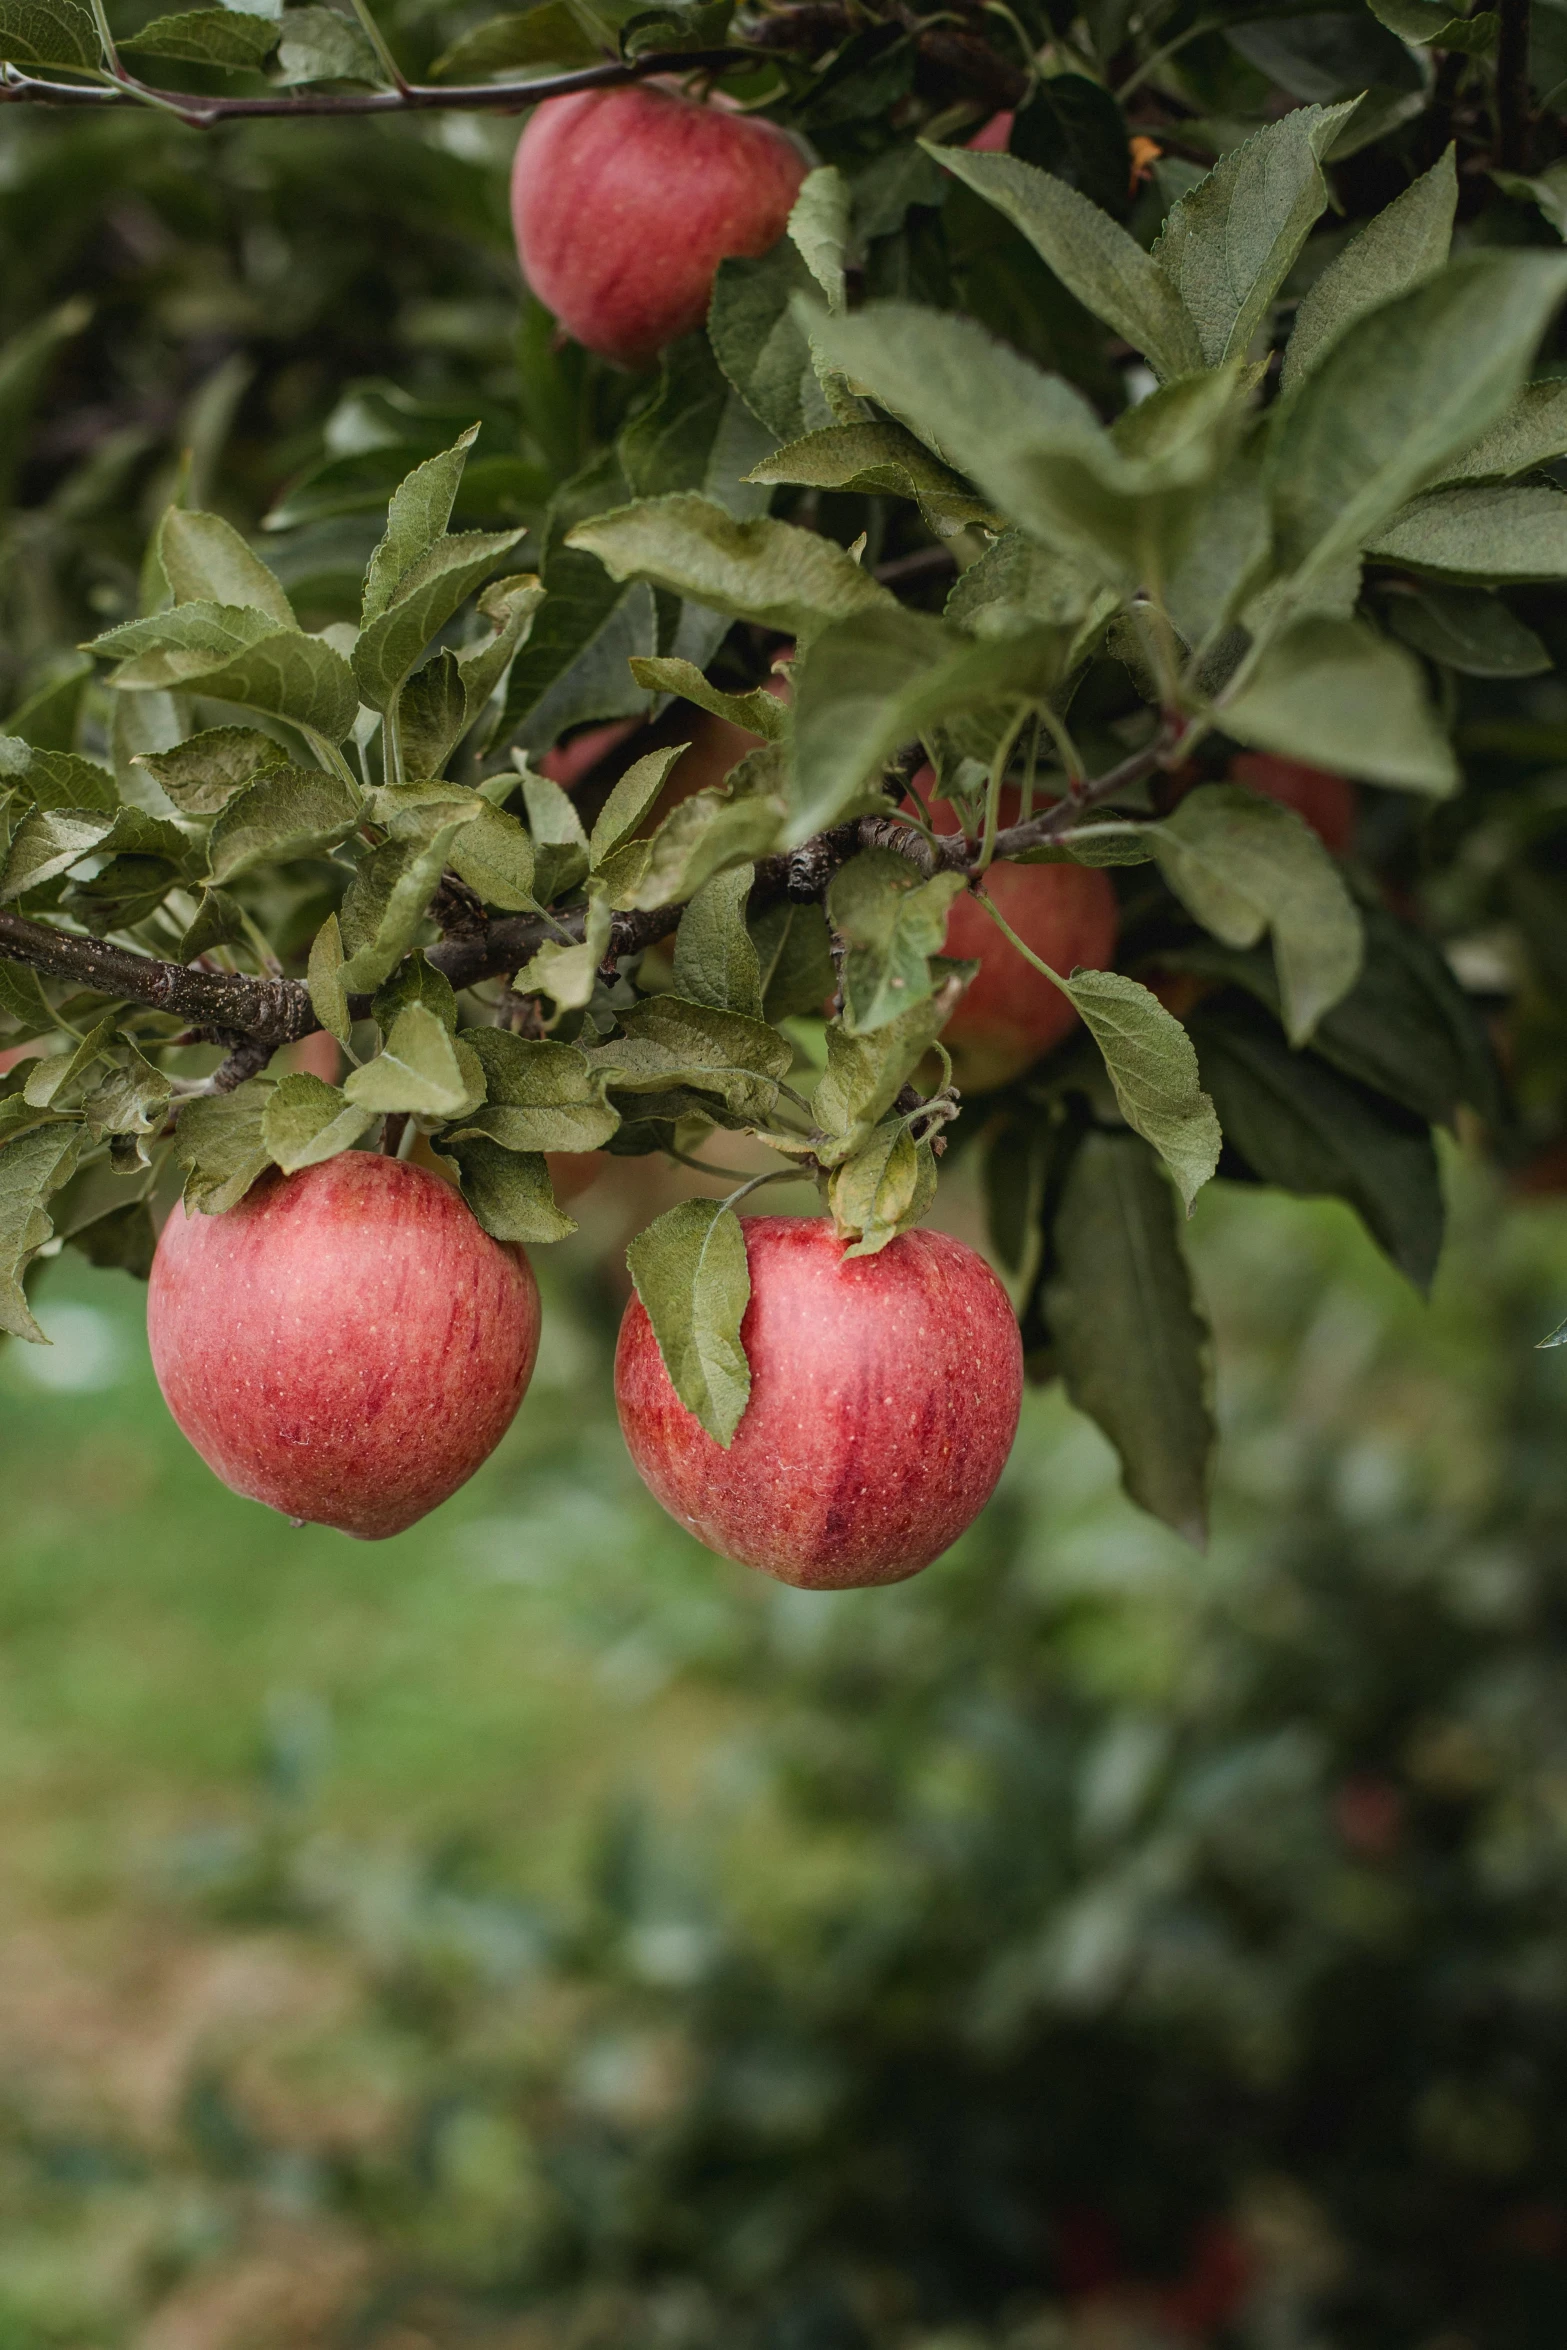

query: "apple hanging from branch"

left=148, top=1155, right=541, bottom=1540
left=615, top=1215, right=1024, bottom=1590
left=511, top=85, right=809, bottom=366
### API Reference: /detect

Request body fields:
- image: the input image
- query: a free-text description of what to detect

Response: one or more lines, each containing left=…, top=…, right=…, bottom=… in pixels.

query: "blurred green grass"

left=4, top=1161, right=1567, bottom=2348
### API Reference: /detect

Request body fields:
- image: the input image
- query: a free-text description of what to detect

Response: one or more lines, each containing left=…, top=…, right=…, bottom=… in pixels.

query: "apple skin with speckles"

left=148, top=1153, right=540, bottom=1539
left=511, top=85, right=808, bottom=367
left=614, top=1215, right=1023, bottom=1589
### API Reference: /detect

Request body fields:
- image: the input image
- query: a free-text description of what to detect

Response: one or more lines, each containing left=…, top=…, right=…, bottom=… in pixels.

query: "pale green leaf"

left=1152, top=102, right=1357, bottom=366
left=626, top=1198, right=753, bottom=1447
left=273, top=4, right=380, bottom=81
left=362, top=427, right=478, bottom=623
left=337, top=814, right=477, bottom=993
left=1220, top=615, right=1459, bottom=792
left=626, top=658, right=788, bottom=744
left=1281, top=147, right=1457, bottom=393
left=1054, top=969, right=1222, bottom=1211
left=827, top=849, right=967, bottom=1034
left=0, top=0, right=100, bottom=69
left=566, top=494, right=895, bottom=644
left=1440, top=380, right=1567, bottom=481
left=1364, top=483, right=1567, bottom=580
left=1267, top=252, right=1567, bottom=584
left=176, top=1079, right=274, bottom=1215
left=671, top=864, right=763, bottom=1019
left=456, top=1029, right=619, bottom=1153
left=122, top=6, right=280, bottom=64
left=812, top=971, right=972, bottom=1163
left=262, top=1073, right=376, bottom=1172
left=307, top=912, right=351, bottom=1044
left=589, top=994, right=792, bottom=1122
left=516, top=893, right=612, bottom=1012
left=745, top=420, right=1001, bottom=536
left=342, top=1001, right=482, bottom=1118
left=589, top=743, right=687, bottom=868
left=0, top=1122, right=85, bottom=1342
left=353, top=528, right=524, bottom=713
left=133, top=725, right=287, bottom=816
left=206, top=764, right=361, bottom=883
left=828, top=1117, right=937, bottom=1258
left=788, top=166, right=851, bottom=314
left=1149, top=783, right=1363, bottom=1043
left=158, top=507, right=296, bottom=625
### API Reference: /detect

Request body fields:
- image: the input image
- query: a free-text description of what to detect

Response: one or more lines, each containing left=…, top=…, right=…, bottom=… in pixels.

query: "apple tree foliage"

left=0, top=0, right=1565, bottom=1542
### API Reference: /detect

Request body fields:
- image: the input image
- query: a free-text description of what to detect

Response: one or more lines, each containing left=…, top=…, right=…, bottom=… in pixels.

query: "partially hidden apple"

left=148, top=1153, right=540, bottom=1539
left=615, top=1215, right=1024, bottom=1589
left=911, top=774, right=1119, bottom=1092
left=511, top=85, right=808, bottom=366
left=1228, top=752, right=1356, bottom=855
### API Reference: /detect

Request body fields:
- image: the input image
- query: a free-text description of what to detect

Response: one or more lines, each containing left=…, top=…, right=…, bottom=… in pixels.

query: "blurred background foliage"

left=6, top=6, right=1567, bottom=2345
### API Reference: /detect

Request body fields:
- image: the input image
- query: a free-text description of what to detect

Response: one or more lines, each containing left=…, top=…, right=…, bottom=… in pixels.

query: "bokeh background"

left=4, top=42, right=1567, bottom=2350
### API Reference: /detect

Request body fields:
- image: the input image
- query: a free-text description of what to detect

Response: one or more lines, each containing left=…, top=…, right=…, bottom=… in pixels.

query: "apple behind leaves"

left=511, top=86, right=808, bottom=366
left=615, top=1215, right=1024, bottom=1589
left=913, top=775, right=1120, bottom=1092
left=148, top=1154, right=540, bottom=1539
left=1228, top=752, right=1356, bottom=856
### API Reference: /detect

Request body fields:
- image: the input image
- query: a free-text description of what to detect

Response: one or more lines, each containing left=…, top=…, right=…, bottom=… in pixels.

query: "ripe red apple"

left=967, top=110, right=1014, bottom=151
left=615, top=1215, right=1023, bottom=1589
left=148, top=1153, right=540, bottom=1539
left=1228, top=752, right=1356, bottom=855
left=511, top=85, right=808, bottom=367
left=910, top=774, right=1119, bottom=1092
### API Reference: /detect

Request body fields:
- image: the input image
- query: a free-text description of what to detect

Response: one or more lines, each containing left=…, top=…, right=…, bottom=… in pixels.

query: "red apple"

left=615, top=1215, right=1023, bottom=1589
left=910, top=774, right=1119, bottom=1092
left=511, top=84, right=808, bottom=366
left=537, top=717, right=640, bottom=789
left=1228, top=752, right=1356, bottom=856
left=148, top=1153, right=540, bottom=1539
left=967, top=110, right=1014, bottom=151
left=279, top=1030, right=342, bottom=1084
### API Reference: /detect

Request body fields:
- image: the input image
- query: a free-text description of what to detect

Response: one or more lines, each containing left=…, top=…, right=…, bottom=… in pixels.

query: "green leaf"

left=22, top=1016, right=117, bottom=1113
left=0, top=808, right=113, bottom=902
left=455, top=1029, right=619, bottom=1153
left=504, top=555, right=656, bottom=751
left=1281, top=147, right=1457, bottom=394
left=619, top=332, right=774, bottom=525
left=1052, top=969, right=1222, bottom=1211
left=516, top=893, right=612, bottom=1012
left=1384, top=582, right=1550, bottom=676
left=342, top=1001, right=482, bottom=1119
left=0, top=0, right=100, bottom=69
left=1042, top=1130, right=1215, bottom=1547
left=613, top=781, right=786, bottom=911
left=0, top=1122, right=85, bottom=1342
left=671, top=864, right=763, bottom=1018
left=709, top=239, right=828, bottom=446
left=791, top=603, right=1064, bottom=847
left=122, top=5, right=280, bottom=64
left=206, top=764, right=361, bottom=883
left=1267, top=252, right=1567, bottom=584
left=176, top=1079, right=274, bottom=1215
left=930, top=145, right=1204, bottom=383
left=1493, top=161, right=1567, bottom=241
left=362, top=428, right=477, bottom=623
left=176, top=887, right=245, bottom=961
left=273, top=2, right=380, bottom=81
left=1148, top=784, right=1364, bottom=1044
left=1220, top=615, right=1458, bottom=794
left=944, top=529, right=1110, bottom=635
left=1364, top=483, right=1567, bottom=581
left=158, top=507, right=296, bottom=625
left=91, top=601, right=361, bottom=742
left=6, top=744, right=118, bottom=815
left=1440, top=379, right=1567, bottom=481
left=430, top=3, right=601, bottom=77
left=0, top=957, right=53, bottom=1035
left=453, top=572, right=544, bottom=725
left=262, top=1073, right=376, bottom=1172
left=1367, top=0, right=1497, bottom=49
left=133, top=725, right=287, bottom=816
left=828, top=1117, right=936, bottom=1259
left=745, top=420, right=1002, bottom=537
left=372, top=779, right=538, bottom=912
left=519, top=768, right=589, bottom=903
left=371, top=950, right=458, bottom=1037
left=1152, top=102, right=1357, bottom=367
left=788, top=166, right=852, bottom=314
left=434, top=1135, right=577, bottom=1243
left=565, top=494, right=894, bottom=645
left=625, top=1198, right=753, bottom=1446
left=590, top=993, right=793, bottom=1121
left=750, top=898, right=835, bottom=1023
left=338, top=815, right=476, bottom=993
left=586, top=743, right=684, bottom=869
left=353, top=528, right=524, bottom=714
left=78, top=1040, right=173, bottom=1140
left=5, top=655, right=91, bottom=754
left=812, top=970, right=972, bottom=1162
left=627, top=658, right=788, bottom=743
left=1191, top=995, right=1444, bottom=1291
left=307, top=913, right=351, bottom=1044
left=827, top=849, right=967, bottom=1035
left=808, top=304, right=1238, bottom=589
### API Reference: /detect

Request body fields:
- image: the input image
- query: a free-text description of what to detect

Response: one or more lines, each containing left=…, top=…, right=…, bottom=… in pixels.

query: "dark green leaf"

left=750, top=898, right=835, bottom=1023
left=671, top=863, right=763, bottom=1018
left=1384, top=583, right=1550, bottom=676
left=567, top=494, right=894, bottom=645
left=206, top=765, right=361, bottom=883
left=827, top=849, right=966, bottom=1034
left=1220, top=616, right=1456, bottom=793
left=158, top=508, right=296, bottom=625
left=1043, top=1130, right=1214, bottom=1546
left=435, top=1134, right=577, bottom=1242
left=0, top=0, right=100, bottom=70
left=1282, top=147, right=1457, bottom=393
left=0, top=1122, right=85, bottom=1342
left=263, top=1073, right=376, bottom=1172
left=133, top=725, right=287, bottom=816
left=827, top=1117, right=936, bottom=1258
left=122, top=6, right=280, bottom=65
left=457, top=1029, right=619, bottom=1153
left=1052, top=967, right=1222, bottom=1211
left=1364, top=484, right=1567, bottom=581
left=176, top=1079, right=274, bottom=1215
